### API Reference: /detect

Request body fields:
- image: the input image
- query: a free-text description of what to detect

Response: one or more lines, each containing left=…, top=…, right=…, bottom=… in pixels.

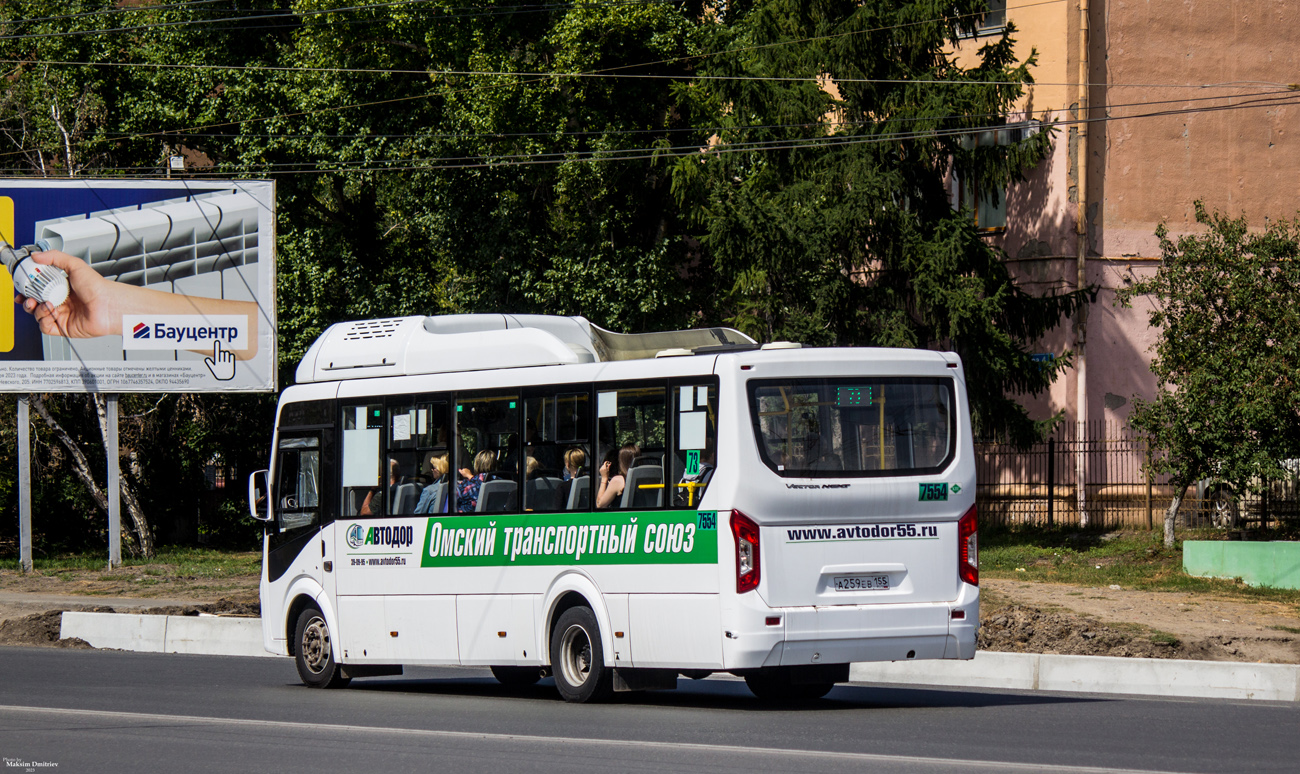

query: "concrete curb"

left=850, top=651, right=1300, bottom=702
left=60, top=612, right=277, bottom=659
left=58, top=612, right=1300, bottom=701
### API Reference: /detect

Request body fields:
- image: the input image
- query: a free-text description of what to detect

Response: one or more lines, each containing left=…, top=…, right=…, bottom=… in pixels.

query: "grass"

left=982, top=525, right=1300, bottom=606
left=0, top=546, right=261, bottom=578
left=1106, top=620, right=1182, bottom=645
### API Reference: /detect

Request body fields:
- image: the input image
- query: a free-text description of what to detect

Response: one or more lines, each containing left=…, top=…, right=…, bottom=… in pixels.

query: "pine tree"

left=673, top=0, right=1091, bottom=443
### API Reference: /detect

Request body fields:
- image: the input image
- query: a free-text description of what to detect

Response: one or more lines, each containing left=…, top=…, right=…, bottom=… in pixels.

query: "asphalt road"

left=1, top=648, right=1294, bottom=774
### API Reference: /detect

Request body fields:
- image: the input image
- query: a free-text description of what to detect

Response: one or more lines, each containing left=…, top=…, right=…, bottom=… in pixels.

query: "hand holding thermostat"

left=12, top=249, right=260, bottom=360
left=13, top=248, right=118, bottom=338
left=1, top=240, right=69, bottom=309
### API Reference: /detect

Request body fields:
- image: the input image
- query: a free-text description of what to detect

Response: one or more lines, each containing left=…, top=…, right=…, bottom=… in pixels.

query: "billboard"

left=0, top=179, right=275, bottom=392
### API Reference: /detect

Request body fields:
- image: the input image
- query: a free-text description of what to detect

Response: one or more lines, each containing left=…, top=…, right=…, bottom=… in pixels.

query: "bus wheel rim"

left=303, top=616, right=331, bottom=674
left=559, top=624, right=592, bottom=687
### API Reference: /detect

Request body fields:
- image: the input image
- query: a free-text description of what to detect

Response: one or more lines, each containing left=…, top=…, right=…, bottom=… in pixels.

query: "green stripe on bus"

left=420, top=510, right=718, bottom=568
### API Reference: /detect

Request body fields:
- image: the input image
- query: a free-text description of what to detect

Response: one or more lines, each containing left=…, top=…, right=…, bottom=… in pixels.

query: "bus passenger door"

left=266, top=430, right=334, bottom=648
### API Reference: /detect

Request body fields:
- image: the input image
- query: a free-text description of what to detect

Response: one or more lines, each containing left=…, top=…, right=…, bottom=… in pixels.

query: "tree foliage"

left=0, top=0, right=1086, bottom=554
left=1118, top=203, right=1300, bottom=545
left=672, top=0, right=1089, bottom=443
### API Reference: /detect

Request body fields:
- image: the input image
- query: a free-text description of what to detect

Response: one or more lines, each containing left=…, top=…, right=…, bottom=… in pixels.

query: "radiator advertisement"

left=0, top=179, right=275, bottom=392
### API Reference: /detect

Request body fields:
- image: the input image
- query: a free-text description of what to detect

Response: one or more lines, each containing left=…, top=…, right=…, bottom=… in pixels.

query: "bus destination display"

left=835, top=386, right=874, bottom=407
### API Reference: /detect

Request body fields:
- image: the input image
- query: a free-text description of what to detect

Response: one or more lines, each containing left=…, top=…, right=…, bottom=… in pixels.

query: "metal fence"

left=975, top=422, right=1300, bottom=529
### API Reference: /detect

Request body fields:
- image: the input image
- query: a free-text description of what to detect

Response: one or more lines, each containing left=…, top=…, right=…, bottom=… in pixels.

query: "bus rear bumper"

left=722, top=586, right=979, bottom=671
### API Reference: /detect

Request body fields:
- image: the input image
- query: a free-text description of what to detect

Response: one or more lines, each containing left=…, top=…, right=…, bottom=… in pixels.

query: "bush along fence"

left=975, top=422, right=1300, bottom=530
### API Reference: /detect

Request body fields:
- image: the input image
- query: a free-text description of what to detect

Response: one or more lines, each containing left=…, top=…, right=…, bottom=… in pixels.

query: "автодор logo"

left=122, top=315, right=248, bottom=350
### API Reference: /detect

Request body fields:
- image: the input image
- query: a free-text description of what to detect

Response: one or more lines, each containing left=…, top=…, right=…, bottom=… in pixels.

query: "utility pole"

left=18, top=396, right=32, bottom=573
left=1075, top=0, right=1091, bottom=528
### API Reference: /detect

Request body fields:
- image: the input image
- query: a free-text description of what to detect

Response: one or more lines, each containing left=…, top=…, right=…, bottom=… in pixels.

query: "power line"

left=43, top=93, right=1300, bottom=177
left=3, top=0, right=230, bottom=27
left=0, top=75, right=1288, bottom=168
left=0, top=0, right=675, bottom=42
left=0, top=0, right=1051, bottom=49
left=0, top=0, right=490, bottom=42
left=71, top=87, right=1291, bottom=143
left=3, top=56, right=1291, bottom=92
left=0, top=0, right=1290, bottom=162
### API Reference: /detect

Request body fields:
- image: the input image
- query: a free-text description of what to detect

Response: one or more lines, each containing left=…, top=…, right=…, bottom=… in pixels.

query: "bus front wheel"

left=550, top=607, right=613, bottom=703
left=294, top=606, right=351, bottom=689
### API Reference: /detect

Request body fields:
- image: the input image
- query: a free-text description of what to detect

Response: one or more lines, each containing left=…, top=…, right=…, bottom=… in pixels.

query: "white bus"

left=250, top=314, right=978, bottom=702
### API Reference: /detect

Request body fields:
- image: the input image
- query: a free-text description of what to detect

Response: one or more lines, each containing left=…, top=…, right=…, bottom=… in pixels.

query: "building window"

left=958, top=0, right=1006, bottom=37
left=952, top=122, right=1037, bottom=233
left=982, top=0, right=1006, bottom=31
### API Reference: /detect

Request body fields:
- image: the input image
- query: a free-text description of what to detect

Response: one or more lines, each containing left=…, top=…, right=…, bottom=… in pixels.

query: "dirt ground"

left=1, top=566, right=1297, bottom=663
left=0, top=565, right=259, bottom=648
left=980, top=578, right=1300, bottom=663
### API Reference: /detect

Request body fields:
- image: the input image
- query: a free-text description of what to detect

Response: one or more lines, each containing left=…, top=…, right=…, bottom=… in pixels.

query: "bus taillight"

left=731, top=509, right=761, bottom=593
left=958, top=505, right=978, bottom=587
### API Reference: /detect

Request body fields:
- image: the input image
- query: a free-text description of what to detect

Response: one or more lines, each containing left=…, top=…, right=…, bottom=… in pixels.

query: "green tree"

left=0, top=1, right=288, bottom=556
left=672, top=0, right=1089, bottom=443
left=1118, top=203, right=1300, bottom=546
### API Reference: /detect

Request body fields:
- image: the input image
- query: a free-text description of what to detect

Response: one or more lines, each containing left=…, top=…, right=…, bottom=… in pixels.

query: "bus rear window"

left=748, top=378, right=954, bottom=478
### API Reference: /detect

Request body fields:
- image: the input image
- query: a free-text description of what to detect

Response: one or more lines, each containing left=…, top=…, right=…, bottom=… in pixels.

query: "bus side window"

left=387, top=400, right=449, bottom=516
left=342, top=404, right=384, bottom=517
left=671, top=383, right=717, bottom=508
left=455, top=393, right=520, bottom=513
left=596, top=384, right=666, bottom=510
left=275, top=435, right=320, bottom=532
left=524, top=390, right=590, bottom=512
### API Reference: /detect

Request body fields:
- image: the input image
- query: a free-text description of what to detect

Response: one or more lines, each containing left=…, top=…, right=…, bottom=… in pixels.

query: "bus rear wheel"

left=294, top=606, right=351, bottom=689
left=491, top=666, right=541, bottom=686
left=550, top=607, right=613, bottom=703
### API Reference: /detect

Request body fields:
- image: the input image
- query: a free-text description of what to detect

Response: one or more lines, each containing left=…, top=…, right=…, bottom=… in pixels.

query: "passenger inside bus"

left=360, top=458, right=400, bottom=516
left=596, top=443, right=639, bottom=508
left=554, top=446, right=587, bottom=510
left=457, top=449, right=499, bottom=512
left=413, top=453, right=451, bottom=514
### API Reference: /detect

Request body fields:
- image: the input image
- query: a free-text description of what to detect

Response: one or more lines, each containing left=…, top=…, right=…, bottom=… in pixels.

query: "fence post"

left=1145, top=438, right=1153, bottom=530
left=1262, top=483, right=1270, bottom=531
left=1047, top=436, right=1055, bottom=527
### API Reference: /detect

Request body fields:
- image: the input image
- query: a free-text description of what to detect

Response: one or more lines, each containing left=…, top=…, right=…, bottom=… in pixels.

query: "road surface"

left=0, top=647, right=1292, bottom=773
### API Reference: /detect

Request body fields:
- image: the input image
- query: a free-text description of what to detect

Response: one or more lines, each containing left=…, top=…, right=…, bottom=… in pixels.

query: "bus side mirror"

left=249, top=469, right=271, bottom=522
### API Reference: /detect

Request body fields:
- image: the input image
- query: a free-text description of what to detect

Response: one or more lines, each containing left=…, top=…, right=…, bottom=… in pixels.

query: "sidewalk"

left=58, top=611, right=1300, bottom=702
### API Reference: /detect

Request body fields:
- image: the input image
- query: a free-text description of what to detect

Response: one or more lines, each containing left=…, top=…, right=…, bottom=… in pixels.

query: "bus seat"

left=346, top=488, right=366, bottom=516
left=621, top=465, right=663, bottom=509
left=476, top=479, right=518, bottom=512
left=392, top=482, right=421, bottom=515
left=567, top=476, right=590, bottom=510
left=525, top=476, right=562, bottom=510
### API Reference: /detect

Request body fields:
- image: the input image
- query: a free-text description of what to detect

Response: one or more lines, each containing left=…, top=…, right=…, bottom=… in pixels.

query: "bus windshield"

left=748, top=377, right=954, bottom=478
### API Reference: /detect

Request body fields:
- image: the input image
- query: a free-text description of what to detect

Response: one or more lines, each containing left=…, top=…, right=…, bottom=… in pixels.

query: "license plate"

left=833, top=574, right=889, bottom=591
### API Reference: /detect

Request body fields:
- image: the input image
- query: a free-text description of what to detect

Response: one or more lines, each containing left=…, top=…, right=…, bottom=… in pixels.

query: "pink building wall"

left=959, top=0, right=1300, bottom=428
